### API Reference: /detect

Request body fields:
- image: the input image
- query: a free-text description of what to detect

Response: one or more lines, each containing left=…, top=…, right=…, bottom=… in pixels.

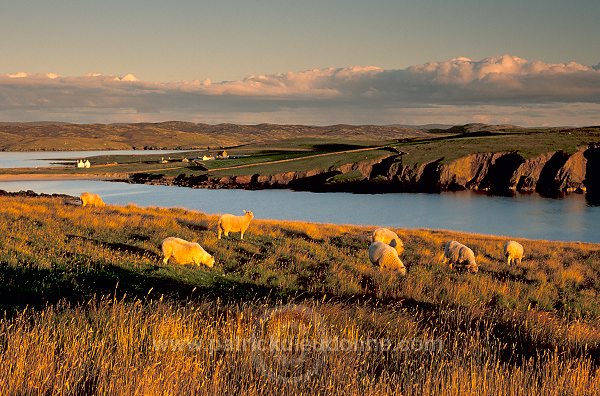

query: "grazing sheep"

left=443, top=240, right=478, bottom=273
left=80, top=192, right=106, bottom=208
left=161, top=237, right=215, bottom=267
left=372, top=227, right=405, bottom=255
left=369, top=241, right=407, bottom=275
left=504, top=241, right=524, bottom=265
left=217, top=210, right=254, bottom=240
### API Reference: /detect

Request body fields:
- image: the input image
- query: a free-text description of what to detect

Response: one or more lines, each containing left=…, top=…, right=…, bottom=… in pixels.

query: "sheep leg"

left=240, top=231, right=244, bottom=240
left=517, top=258, right=521, bottom=265
left=218, top=228, right=222, bottom=239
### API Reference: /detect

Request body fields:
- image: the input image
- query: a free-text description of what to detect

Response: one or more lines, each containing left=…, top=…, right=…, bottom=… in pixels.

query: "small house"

left=76, top=160, right=91, bottom=168
left=217, top=150, right=229, bottom=159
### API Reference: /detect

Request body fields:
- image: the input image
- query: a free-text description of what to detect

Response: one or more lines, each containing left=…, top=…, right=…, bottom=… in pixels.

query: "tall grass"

left=0, top=195, right=599, bottom=395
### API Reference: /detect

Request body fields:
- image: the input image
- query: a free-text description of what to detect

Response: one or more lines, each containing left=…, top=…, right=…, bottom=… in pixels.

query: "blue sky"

left=1, top=0, right=600, bottom=125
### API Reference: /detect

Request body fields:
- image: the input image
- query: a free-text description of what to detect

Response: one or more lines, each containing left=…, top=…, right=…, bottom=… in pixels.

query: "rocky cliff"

left=129, top=145, right=599, bottom=197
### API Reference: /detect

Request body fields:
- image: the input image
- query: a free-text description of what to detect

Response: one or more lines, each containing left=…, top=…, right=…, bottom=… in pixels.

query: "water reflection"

left=585, top=191, right=600, bottom=207
left=0, top=150, right=184, bottom=168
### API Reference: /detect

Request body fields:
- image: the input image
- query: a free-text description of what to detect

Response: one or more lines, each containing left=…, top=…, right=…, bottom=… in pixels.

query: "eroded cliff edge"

left=129, top=145, right=599, bottom=197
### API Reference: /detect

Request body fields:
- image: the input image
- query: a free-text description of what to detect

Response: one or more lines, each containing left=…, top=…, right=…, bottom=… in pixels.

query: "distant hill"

left=0, top=121, right=435, bottom=151
left=428, top=123, right=521, bottom=134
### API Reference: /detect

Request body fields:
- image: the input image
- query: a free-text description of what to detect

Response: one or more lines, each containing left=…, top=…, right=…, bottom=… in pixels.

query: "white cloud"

left=1, top=55, right=600, bottom=125
left=8, top=72, right=28, bottom=79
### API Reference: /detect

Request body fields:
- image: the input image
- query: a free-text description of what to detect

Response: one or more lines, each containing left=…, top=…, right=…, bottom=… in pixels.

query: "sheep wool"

left=504, top=241, right=524, bottom=265
left=372, top=227, right=405, bottom=255
left=217, top=210, right=254, bottom=240
left=80, top=192, right=106, bottom=208
left=161, top=237, right=215, bottom=267
left=369, top=241, right=407, bottom=275
left=443, top=240, right=478, bottom=273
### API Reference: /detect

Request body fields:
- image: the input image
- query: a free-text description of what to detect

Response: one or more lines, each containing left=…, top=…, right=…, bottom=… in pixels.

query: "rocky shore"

left=128, top=145, right=599, bottom=197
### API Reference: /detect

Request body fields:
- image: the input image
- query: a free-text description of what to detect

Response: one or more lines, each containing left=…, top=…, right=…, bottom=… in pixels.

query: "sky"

left=1, top=0, right=600, bottom=126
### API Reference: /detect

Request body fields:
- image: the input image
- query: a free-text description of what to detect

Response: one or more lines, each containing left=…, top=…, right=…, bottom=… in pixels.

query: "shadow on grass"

left=312, top=143, right=369, bottom=151
left=0, top=261, right=279, bottom=316
left=177, top=219, right=210, bottom=232
left=281, top=228, right=324, bottom=243
left=478, top=267, right=536, bottom=285
left=65, top=234, right=161, bottom=261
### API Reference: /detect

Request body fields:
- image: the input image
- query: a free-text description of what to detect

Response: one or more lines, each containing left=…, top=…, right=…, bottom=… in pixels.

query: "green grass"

left=211, top=149, right=391, bottom=177
left=395, top=128, right=600, bottom=165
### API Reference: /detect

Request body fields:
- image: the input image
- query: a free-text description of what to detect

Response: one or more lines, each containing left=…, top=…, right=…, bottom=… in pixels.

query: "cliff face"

left=377, top=146, right=594, bottom=196
left=129, top=145, right=599, bottom=197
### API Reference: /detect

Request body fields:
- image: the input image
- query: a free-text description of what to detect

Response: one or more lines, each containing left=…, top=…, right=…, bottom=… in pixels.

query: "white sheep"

left=161, top=237, right=215, bottom=267
left=217, top=210, right=254, bottom=240
left=80, top=192, right=106, bottom=208
left=443, top=240, right=478, bottom=273
left=369, top=241, right=407, bottom=275
left=504, top=241, right=524, bottom=265
left=372, top=227, right=405, bottom=255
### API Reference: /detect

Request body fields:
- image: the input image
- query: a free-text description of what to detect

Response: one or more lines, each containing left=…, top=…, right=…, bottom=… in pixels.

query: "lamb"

left=80, top=192, right=106, bottom=208
left=161, top=237, right=215, bottom=267
left=217, top=210, right=254, bottom=240
left=372, top=227, right=405, bottom=255
left=369, top=241, right=407, bottom=275
left=504, top=241, right=524, bottom=266
left=443, top=240, right=478, bottom=273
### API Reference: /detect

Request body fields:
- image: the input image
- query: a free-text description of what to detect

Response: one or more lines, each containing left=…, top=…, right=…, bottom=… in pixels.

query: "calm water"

left=0, top=150, right=184, bottom=168
left=0, top=179, right=598, bottom=243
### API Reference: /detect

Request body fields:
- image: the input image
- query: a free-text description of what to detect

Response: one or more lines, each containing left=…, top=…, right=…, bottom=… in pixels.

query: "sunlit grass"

left=0, top=194, right=598, bottom=394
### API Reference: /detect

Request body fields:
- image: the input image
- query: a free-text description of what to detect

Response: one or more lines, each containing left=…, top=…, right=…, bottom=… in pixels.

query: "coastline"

left=0, top=173, right=129, bottom=181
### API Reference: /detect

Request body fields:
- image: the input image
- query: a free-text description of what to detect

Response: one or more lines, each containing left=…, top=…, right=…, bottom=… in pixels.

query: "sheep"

left=443, top=240, right=478, bottom=273
left=161, top=237, right=215, bottom=268
left=504, top=241, right=524, bottom=266
left=80, top=192, right=106, bottom=208
left=369, top=241, right=407, bottom=275
left=217, top=210, right=254, bottom=240
left=372, top=227, right=405, bottom=255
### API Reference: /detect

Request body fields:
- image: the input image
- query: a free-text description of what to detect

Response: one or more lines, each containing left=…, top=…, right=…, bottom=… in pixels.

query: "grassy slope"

left=0, top=195, right=599, bottom=394
left=210, top=149, right=392, bottom=177
left=396, top=128, right=600, bottom=165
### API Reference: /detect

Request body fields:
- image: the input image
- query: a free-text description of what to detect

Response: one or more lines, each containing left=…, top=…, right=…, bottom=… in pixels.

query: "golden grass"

left=0, top=195, right=599, bottom=395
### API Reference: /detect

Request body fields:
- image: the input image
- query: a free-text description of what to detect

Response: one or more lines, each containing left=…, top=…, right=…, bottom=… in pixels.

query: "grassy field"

left=0, top=194, right=599, bottom=394
left=395, top=127, right=600, bottom=166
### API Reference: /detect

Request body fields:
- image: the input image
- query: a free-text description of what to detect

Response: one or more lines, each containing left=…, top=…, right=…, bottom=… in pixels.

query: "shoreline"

left=0, top=188, right=598, bottom=245
left=0, top=173, right=129, bottom=181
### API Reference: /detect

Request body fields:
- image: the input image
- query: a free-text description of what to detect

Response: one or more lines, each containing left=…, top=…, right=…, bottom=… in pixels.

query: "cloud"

left=1, top=55, right=600, bottom=125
